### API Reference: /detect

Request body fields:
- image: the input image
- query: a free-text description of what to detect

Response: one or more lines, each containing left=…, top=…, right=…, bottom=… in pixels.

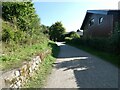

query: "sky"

left=33, top=0, right=119, bottom=32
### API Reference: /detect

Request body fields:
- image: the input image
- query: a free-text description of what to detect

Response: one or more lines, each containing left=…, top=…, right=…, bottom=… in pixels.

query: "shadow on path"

left=54, top=42, right=118, bottom=88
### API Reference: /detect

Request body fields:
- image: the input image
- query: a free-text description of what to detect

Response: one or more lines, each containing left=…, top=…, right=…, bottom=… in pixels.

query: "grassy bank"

left=1, top=19, right=50, bottom=71
left=1, top=40, right=60, bottom=88
left=0, top=39, right=49, bottom=71
left=23, top=41, right=60, bottom=88
left=1, top=2, right=60, bottom=88
left=67, top=42, right=120, bottom=68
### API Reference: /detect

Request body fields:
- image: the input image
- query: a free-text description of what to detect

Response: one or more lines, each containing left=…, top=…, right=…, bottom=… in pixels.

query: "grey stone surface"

left=45, top=42, right=118, bottom=88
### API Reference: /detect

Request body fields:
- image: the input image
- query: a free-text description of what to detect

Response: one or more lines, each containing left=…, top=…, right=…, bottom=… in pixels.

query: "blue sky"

left=33, top=0, right=119, bottom=32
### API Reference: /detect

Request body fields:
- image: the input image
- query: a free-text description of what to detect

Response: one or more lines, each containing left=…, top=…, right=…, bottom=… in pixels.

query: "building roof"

left=80, top=10, right=120, bottom=30
left=87, top=10, right=109, bottom=15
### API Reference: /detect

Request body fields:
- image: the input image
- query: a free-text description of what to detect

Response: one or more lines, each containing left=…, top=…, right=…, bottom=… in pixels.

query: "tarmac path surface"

left=45, top=42, right=118, bottom=88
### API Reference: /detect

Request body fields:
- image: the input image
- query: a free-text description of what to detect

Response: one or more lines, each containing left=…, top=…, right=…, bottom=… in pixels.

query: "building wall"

left=83, top=14, right=113, bottom=38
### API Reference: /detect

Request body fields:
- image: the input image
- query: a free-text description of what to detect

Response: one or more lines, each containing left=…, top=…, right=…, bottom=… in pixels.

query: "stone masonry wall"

left=2, top=50, right=51, bottom=88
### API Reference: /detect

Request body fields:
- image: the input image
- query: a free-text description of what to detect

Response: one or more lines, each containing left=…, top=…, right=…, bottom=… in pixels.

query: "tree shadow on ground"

left=54, top=59, right=88, bottom=70
left=52, top=43, right=90, bottom=88
left=53, top=52, right=89, bottom=87
left=52, top=43, right=118, bottom=88
left=53, top=58, right=90, bottom=88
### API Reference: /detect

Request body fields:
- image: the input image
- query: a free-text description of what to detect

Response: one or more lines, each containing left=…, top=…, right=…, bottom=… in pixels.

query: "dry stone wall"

left=2, top=50, right=51, bottom=88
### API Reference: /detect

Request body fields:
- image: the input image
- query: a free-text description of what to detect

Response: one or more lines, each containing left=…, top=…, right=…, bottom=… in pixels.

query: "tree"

left=2, top=2, right=41, bottom=44
left=2, top=2, right=40, bottom=32
left=49, top=22, right=65, bottom=41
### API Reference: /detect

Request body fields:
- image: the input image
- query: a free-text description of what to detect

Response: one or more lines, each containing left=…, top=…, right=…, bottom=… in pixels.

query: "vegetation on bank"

left=64, top=31, right=80, bottom=41
left=23, top=54, right=54, bottom=88
left=23, top=41, right=60, bottom=88
left=1, top=37, right=48, bottom=71
left=1, top=2, right=47, bottom=71
left=67, top=41, right=120, bottom=68
left=1, top=2, right=60, bottom=88
left=1, top=1, right=120, bottom=88
left=65, top=23, right=120, bottom=68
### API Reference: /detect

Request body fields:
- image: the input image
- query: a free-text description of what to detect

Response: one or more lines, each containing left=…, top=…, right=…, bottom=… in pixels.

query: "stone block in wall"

left=3, top=50, right=50, bottom=88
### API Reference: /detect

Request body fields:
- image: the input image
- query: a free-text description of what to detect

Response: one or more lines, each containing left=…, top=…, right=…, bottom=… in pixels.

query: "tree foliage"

left=2, top=2, right=40, bottom=32
left=2, top=2, right=42, bottom=44
left=41, top=24, right=49, bottom=34
left=110, top=22, right=120, bottom=54
left=66, top=22, right=120, bottom=55
left=69, top=31, right=80, bottom=39
left=64, top=31, right=80, bottom=41
left=49, top=22, right=65, bottom=41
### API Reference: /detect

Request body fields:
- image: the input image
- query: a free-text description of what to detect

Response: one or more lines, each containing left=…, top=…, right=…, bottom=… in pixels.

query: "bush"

left=67, top=22, right=120, bottom=55
left=70, top=32, right=80, bottom=39
left=65, top=37, right=72, bottom=42
left=109, top=22, right=120, bottom=54
left=2, top=21, right=14, bottom=42
left=68, top=37, right=109, bottom=52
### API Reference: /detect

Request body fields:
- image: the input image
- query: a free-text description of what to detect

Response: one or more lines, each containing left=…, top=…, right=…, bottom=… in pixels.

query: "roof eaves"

left=87, top=10, right=108, bottom=15
left=80, top=10, right=109, bottom=30
left=80, top=12, right=90, bottom=30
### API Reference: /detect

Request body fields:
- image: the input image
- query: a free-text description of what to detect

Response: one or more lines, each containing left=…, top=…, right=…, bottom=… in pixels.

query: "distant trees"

left=69, top=31, right=80, bottom=39
left=49, top=22, right=65, bottom=41
left=64, top=31, right=80, bottom=41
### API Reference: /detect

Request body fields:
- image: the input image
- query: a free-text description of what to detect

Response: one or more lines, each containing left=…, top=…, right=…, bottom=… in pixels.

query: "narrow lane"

left=45, top=42, right=118, bottom=88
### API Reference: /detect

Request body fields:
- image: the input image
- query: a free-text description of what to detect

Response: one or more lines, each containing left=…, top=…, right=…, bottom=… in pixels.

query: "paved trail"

left=45, top=42, right=118, bottom=88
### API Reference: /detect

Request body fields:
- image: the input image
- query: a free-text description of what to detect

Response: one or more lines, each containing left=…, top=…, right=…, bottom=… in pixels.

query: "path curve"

left=45, top=42, right=118, bottom=88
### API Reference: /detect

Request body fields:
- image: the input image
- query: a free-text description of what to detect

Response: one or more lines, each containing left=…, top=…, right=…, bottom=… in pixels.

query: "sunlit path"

left=45, top=42, right=118, bottom=88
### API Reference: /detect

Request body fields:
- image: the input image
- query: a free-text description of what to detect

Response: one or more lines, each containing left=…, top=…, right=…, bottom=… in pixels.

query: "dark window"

left=89, top=18, right=94, bottom=26
left=99, top=17, right=104, bottom=24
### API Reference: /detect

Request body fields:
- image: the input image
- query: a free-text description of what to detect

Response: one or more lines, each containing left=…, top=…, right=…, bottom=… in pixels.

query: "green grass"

left=0, top=39, right=49, bottom=71
left=48, top=41, right=60, bottom=58
left=67, top=42, right=120, bottom=68
left=23, top=55, right=55, bottom=88
left=23, top=42, right=60, bottom=88
left=1, top=15, right=60, bottom=88
left=1, top=40, right=60, bottom=88
left=1, top=19, right=50, bottom=71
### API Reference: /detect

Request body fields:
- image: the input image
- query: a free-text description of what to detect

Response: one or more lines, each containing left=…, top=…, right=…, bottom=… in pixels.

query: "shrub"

left=109, top=22, right=120, bottom=54
left=70, top=32, right=80, bottom=39
left=65, top=37, right=72, bottom=42
left=2, top=21, right=14, bottom=42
